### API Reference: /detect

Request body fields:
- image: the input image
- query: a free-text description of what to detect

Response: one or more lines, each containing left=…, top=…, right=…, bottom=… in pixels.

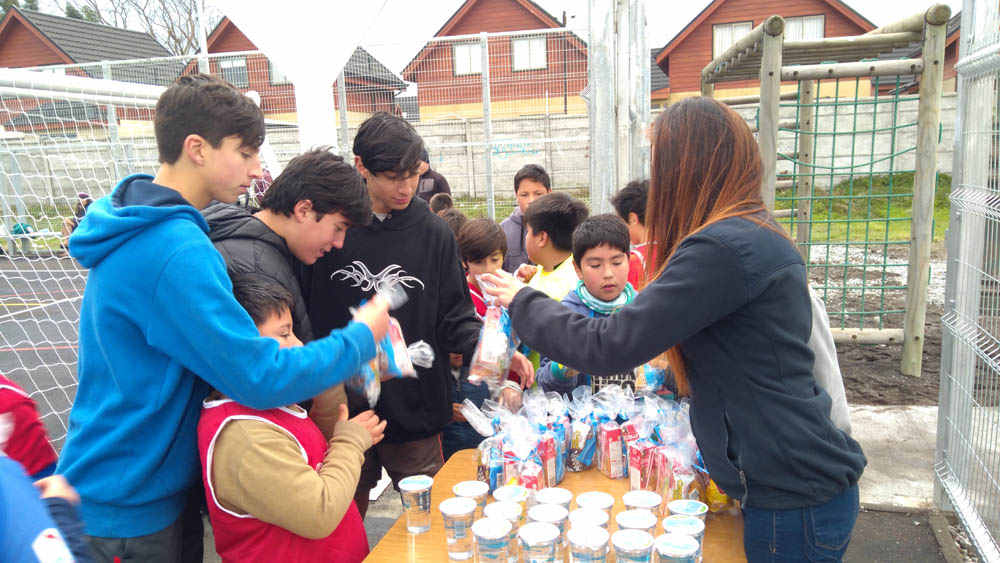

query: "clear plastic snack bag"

left=468, top=304, right=515, bottom=392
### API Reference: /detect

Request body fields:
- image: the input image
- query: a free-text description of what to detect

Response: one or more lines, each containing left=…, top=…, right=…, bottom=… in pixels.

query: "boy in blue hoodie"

left=59, top=74, right=390, bottom=563
left=536, top=214, right=637, bottom=394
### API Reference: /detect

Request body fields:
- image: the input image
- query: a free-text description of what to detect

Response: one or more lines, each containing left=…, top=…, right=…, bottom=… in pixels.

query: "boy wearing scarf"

left=536, top=214, right=637, bottom=394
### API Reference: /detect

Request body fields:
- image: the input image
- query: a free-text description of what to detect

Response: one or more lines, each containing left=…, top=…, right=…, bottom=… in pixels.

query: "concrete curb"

left=928, top=511, right=966, bottom=563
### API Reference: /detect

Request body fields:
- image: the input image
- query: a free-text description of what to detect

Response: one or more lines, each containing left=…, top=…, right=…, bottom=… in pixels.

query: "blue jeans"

left=441, top=378, right=491, bottom=461
left=742, top=484, right=859, bottom=562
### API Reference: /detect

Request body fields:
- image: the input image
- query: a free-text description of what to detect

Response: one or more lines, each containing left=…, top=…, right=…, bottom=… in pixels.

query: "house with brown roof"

left=401, top=0, right=588, bottom=121
left=206, top=17, right=406, bottom=124
left=654, top=0, right=876, bottom=104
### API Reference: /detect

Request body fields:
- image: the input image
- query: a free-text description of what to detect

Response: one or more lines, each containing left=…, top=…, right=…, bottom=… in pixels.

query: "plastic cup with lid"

left=666, top=500, right=708, bottom=521
left=518, top=521, right=561, bottom=562
left=472, top=517, right=512, bottom=563
left=575, top=491, right=615, bottom=514
left=566, top=525, right=610, bottom=562
left=568, top=507, right=610, bottom=530
left=454, top=480, right=490, bottom=518
left=623, top=490, right=663, bottom=514
left=661, top=516, right=705, bottom=562
left=493, top=485, right=530, bottom=514
left=611, top=529, right=655, bottom=562
left=528, top=503, right=570, bottom=548
left=483, top=500, right=522, bottom=562
left=440, top=496, right=478, bottom=560
left=535, top=487, right=573, bottom=510
left=653, top=533, right=700, bottom=563
left=615, top=508, right=658, bottom=535
left=398, top=474, right=434, bottom=534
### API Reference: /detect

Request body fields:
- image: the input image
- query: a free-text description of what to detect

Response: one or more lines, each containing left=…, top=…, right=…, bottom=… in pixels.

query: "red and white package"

left=628, top=440, right=657, bottom=491
left=537, top=434, right=558, bottom=488
left=597, top=422, right=624, bottom=479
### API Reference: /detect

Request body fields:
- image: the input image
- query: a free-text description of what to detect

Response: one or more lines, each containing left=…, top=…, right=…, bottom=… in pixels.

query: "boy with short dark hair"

left=60, top=74, right=388, bottom=562
left=199, top=274, right=383, bottom=563
left=438, top=207, right=468, bottom=238
left=429, top=193, right=454, bottom=214
left=501, top=164, right=551, bottom=274
left=303, top=112, right=532, bottom=517
left=458, top=218, right=507, bottom=318
left=535, top=214, right=636, bottom=394
left=523, top=191, right=589, bottom=301
left=611, top=179, right=650, bottom=288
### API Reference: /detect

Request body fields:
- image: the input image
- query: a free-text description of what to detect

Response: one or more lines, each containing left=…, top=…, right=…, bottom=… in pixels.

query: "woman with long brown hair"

left=483, top=96, right=866, bottom=561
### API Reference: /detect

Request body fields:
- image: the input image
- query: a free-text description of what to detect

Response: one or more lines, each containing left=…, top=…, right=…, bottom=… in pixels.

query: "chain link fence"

left=936, top=0, right=1000, bottom=559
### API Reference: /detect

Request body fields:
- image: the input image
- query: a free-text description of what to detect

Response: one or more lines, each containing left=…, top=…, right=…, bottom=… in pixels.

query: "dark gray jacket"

left=500, top=207, right=530, bottom=274
left=203, top=203, right=314, bottom=342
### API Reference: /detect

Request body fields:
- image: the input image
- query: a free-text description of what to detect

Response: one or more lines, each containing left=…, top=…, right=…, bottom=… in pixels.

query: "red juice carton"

left=597, top=422, right=624, bottom=479
left=520, top=460, right=542, bottom=493
left=537, top=434, right=558, bottom=488
left=620, top=417, right=643, bottom=476
left=629, top=440, right=657, bottom=491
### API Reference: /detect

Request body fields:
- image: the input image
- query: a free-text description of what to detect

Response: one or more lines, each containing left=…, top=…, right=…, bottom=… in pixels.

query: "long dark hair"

left=646, top=97, right=787, bottom=396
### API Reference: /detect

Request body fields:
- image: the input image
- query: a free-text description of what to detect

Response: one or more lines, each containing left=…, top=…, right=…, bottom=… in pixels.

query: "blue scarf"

left=574, top=280, right=636, bottom=314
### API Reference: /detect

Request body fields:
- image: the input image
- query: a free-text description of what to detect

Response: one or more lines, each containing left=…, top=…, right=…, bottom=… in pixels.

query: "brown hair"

left=458, top=218, right=508, bottom=264
left=646, top=97, right=787, bottom=396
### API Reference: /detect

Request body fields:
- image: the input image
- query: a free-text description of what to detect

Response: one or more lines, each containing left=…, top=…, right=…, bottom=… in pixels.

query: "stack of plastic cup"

left=398, top=474, right=434, bottom=534
left=661, top=516, right=705, bottom=562
left=575, top=491, right=615, bottom=515
left=472, top=517, right=513, bottom=563
left=493, top=485, right=530, bottom=516
left=535, top=487, right=573, bottom=510
left=527, top=503, right=569, bottom=549
left=615, top=508, right=658, bottom=535
left=566, top=525, right=610, bottom=563
left=665, top=499, right=708, bottom=521
left=483, top=500, right=522, bottom=563
left=611, top=529, right=655, bottom=562
left=568, top=507, right=610, bottom=530
left=440, top=496, right=478, bottom=561
left=454, top=480, right=490, bottom=518
left=518, top=521, right=561, bottom=562
left=623, top=490, right=663, bottom=515
left=653, top=533, right=700, bottom=563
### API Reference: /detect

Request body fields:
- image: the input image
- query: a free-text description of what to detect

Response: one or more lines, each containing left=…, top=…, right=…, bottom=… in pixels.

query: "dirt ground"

left=820, top=243, right=945, bottom=407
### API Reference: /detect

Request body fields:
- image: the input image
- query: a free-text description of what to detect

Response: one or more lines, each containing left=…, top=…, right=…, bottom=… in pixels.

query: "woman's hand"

left=480, top=270, right=527, bottom=309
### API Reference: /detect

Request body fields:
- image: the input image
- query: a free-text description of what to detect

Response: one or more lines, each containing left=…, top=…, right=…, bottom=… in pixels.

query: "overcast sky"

left=357, top=0, right=964, bottom=75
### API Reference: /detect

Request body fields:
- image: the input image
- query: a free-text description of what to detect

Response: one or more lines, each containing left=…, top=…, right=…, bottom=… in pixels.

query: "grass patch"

left=776, top=172, right=951, bottom=243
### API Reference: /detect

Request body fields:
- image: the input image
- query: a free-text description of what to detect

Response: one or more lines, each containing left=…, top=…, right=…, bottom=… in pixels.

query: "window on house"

left=269, top=59, right=289, bottom=86
left=454, top=42, right=482, bottom=76
left=219, top=57, right=249, bottom=88
left=784, top=15, right=825, bottom=41
left=512, top=37, right=547, bottom=71
left=713, top=21, right=753, bottom=58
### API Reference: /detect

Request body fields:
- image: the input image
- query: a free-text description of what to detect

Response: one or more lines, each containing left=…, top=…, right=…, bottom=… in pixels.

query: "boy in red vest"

left=198, top=273, right=385, bottom=563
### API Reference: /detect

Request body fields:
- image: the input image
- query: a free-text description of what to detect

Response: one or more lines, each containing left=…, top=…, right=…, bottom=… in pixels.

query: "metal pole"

left=901, top=4, right=950, bottom=376
left=629, top=0, right=650, bottom=182
left=196, top=0, right=210, bottom=73
left=102, top=62, right=125, bottom=181
left=758, top=16, right=785, bottom=212
left=480, top=32, right=495, bottom=220
left=795, top=80, right=816, bottom=260
left=589, top=0, right=616, bottom=213
left=613, top=0, right=631, bottom=204
left=336, top=70, right=350, bottom=159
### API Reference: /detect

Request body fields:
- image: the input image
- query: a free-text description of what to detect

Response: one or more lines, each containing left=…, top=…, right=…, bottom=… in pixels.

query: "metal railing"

left=935, top=0, right=1000, bottom=559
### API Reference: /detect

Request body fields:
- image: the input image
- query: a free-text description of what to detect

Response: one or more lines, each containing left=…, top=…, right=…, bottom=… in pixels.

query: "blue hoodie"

left=58, top=175, right=376, bottom=538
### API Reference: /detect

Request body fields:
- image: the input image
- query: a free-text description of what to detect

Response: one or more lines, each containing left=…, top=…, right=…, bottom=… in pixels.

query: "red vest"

left=197, top=399, right=369, bottom=563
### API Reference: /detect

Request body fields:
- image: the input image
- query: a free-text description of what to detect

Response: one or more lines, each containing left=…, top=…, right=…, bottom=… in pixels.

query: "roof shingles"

left=19, top=9, right=171, bottom=63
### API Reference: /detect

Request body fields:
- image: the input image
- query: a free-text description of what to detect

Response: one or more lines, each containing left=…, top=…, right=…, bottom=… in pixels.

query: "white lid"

left=471, top=517, right=513, bottom=540
left=493, top=485, right=529, bottom=503
left=576, top=491, right=615, bottom=510
left=535, top=487, right=573, bottom=505
left=654, top=533, right=700, bottom=557
left=483, top=500, right=522, bottom=521
left=528, top=503, right=569, bottom=524
left=667, top=499, right=708, bottom=516
left=623, top=490, right=663, bottom=509
left=453, top=480, right=489, bottom=497
left=398, top=474, right=433, bottom=491
left=615, top=508, right=658, bottom=530
left=568, top=507, right=609, bottom=528
left=440, top=496, right=478, bottom=516
left=567, top=525, right=610, bottom=549
left=611, top=529, right=655, bottom=550
left=518, top=521, right=560, bottom=545
left=662, top=515, right=706, bottom=536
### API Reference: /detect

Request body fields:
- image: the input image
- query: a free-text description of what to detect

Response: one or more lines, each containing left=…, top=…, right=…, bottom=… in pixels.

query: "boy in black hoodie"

left=302, top=113, right=533, bottom=517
